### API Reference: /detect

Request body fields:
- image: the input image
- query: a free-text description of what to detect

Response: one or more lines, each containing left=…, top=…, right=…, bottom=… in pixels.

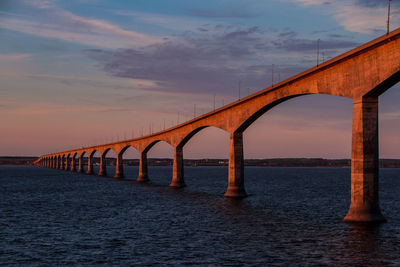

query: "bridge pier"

left=60, top=157, right=65, bottom=170
left=98, top=154, right=107, bottom=176
left=78, top=156, right=84, bottom=173
left=87, top=155, right=94, bottom=175
left=137, top=151, right=148, bottom=182
left=114, top=153, right=124, bottom=178
left=65, top=157, right=70, bottom=171
left=170, top=146, right=185, bottom=188
left=344, top=97, right=386, bottom=223
left=71, top=157, right=76, bottom=172
left=225, top=132, right=247, bottom=198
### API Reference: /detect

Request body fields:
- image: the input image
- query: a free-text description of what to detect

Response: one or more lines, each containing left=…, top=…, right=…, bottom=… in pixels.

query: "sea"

left=1, top=165, right=399, bottom=266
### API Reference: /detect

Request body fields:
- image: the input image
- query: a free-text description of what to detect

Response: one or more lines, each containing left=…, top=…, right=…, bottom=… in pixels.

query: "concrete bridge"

left=36, top=29, right=400, bottom=223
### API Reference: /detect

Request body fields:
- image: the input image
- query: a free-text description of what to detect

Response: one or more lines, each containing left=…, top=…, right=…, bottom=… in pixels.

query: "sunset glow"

left=1, top=0, right=399, bottom=158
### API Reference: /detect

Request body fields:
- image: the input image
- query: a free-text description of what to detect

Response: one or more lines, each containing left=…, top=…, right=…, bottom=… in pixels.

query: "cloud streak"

left=290, top=0, right=399, bottom=34
left=0, top=0, right=160, bottom=48
left=0, top=53, right=31, bottom=61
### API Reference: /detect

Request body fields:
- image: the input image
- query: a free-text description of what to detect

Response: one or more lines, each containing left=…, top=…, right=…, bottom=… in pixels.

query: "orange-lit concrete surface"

left=36, top=29, right=400, bottom=223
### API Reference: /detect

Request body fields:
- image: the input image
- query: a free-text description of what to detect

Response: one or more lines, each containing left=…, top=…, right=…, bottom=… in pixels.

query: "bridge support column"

left=60, top=158, right=65, bottom=170
left=137, top=151, right=148, bottom=182
left=98, top=154, right=107, bottom=176
left=344, top=97, right=386, bottom=223
left=87, top=156, right=94, bottom=175
left=78, top=156, right=84, bottom=173
left=225, top=132, right=247, bottom=198
left=71, top=157, right=76, bottom=172
left=114, top=153, right=124, bottom=178
left=55, top=158, right=59, bottom=169
left=65, top=158, right=70, bottom=171
left=170, top=146, right=185, bottom=188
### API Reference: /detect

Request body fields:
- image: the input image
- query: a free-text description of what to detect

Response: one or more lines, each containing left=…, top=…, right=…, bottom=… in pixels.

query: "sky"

left=0, top=0, right=399, bottom=159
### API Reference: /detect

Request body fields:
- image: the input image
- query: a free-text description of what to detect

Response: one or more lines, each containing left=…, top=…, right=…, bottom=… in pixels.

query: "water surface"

left=1, top=166, right=399, bottom=265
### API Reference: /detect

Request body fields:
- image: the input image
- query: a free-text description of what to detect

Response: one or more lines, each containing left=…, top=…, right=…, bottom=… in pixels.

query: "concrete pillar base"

left=114, top=172, right=124, bottom=179
left=138, top=151, right=149, bottom=182
left=171, top=146, right=185, bottom=188
left=137, top=175, right=149, bottom=182
left=98, top=171, right=107, bottom=177
left=224, top=185, right=247, bottom=198
left=226, top=132, right=247, bottom=199
left=169, top=181, right=186, bottom=188
left=343, top=206, right=386, bottom=223
left=114, top=153, right=124, bottom=179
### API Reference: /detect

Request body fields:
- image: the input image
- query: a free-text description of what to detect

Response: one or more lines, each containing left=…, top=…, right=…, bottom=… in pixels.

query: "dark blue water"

left=1, top=166, right=399, bottom=266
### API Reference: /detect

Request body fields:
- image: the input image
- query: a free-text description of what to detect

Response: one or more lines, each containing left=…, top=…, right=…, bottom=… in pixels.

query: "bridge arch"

left=143, top=140, right=173, bottom=154
left=70, top=152, right=78, bottom=171
left=98, top=147, right=118, bottom=177
left=78, top=151, right=88, bottom=173
left=137, top=140, right=174, bottom=184
left=118, top=144, right=139, bottom=156
left=86, top=150, right=100, bottom=175
left=56, top=155, right=60, bottom=169
left=65, top=154, right=71, bottom=171
left=61, top=154, right=66, bottom=170
left=235, top=94, right=307, bottom=133
left=111, top=145, right=140, bottom=179
left=176, top=125, right=229, bottom=148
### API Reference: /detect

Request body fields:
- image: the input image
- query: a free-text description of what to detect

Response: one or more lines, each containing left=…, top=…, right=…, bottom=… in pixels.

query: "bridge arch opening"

left=376, top=84, right=400, bottom=217
left=240, top=94, right=353, bottom=217
left=379, top=86, right=400, bottom=159
left=93, top=150, right=101, bottom=175
left=146, top=140, right=173, bottom=186
left=71, top=152, right=78, bottom=171
left=61, top=154, right=66, bottom=170
left=66, top=154, right=71, bottom=171
left=87, top=150, right=100, bottom=175
left=80, top=152, right=89, bottom=173
left=56, top=155, right=61, bottom=169
left=119, top=145, right=140, bottom=180
left=101, top=148, right=118, bottom=177
left=179, top=126, right=230, bottom=195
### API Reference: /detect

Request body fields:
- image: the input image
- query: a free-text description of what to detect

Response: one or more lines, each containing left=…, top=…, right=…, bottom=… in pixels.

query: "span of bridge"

left=36, top=28, right=400, bottom=223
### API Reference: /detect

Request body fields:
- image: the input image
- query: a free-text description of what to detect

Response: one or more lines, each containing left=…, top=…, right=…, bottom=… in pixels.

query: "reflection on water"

left=0, top=166, right=399, bottom=265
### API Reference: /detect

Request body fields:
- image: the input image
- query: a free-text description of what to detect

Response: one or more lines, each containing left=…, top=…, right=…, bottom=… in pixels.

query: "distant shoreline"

left=1, top=156, right=400, bottom=168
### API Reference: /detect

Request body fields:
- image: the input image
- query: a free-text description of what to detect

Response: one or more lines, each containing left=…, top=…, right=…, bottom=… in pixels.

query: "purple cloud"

left=86, top=26, right=360, bottom=95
